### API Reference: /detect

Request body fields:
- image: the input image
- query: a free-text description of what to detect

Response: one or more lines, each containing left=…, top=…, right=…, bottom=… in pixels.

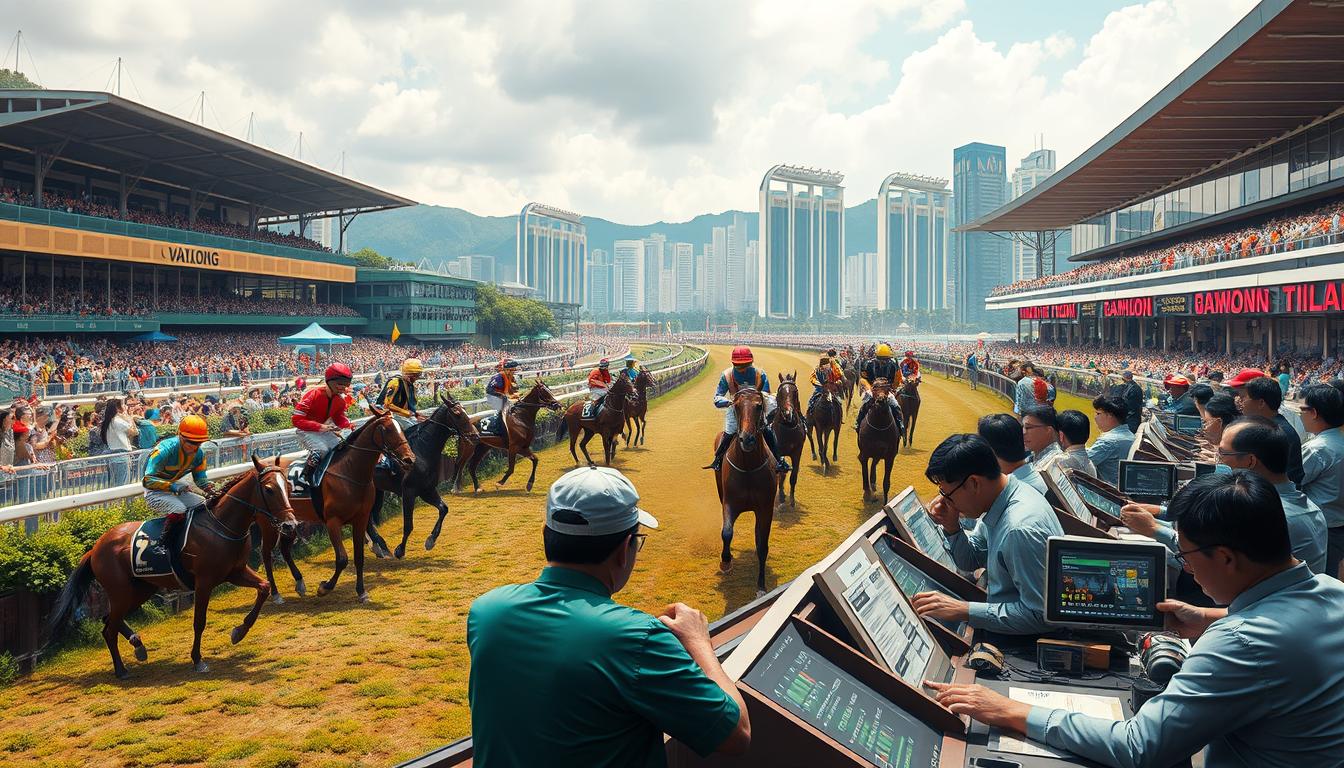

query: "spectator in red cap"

left=1162, top=375, right=1199, bottom=416
left=1225, top=368, right=1268, bottom=390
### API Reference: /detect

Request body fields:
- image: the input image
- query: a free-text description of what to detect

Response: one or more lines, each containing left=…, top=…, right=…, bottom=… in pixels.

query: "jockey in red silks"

left=704, top=345, right=789, bottom=474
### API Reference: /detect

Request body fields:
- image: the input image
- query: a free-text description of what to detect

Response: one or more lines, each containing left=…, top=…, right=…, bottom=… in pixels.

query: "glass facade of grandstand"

left=1073, top=113, right=1344, bottom=255
left=516, top=204, right=586, bottom=306
left=875, top=174, right=950, bottom=312
left=758, top=167, right=845, bottom=319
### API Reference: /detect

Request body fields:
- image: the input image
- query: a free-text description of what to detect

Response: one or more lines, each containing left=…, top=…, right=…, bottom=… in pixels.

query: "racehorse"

left=45, top=456, right=298, bottom=678
left=770, top=373, right=806, bottom=509
left=623, top=368, right=656, bottom=447
left=256, top=408, right=415, bottom=603
left=452, top=378, right=564, bottom=493
left=559, top=373, right=633, bottom=467
left=857, top=378, right=902, bottom=503
left=842, top=359, right=860, bottom=411
left=369, top=393, right=480, bottom=559
left=897, top=377, right=922, bottom=449
left=805, top=378, right=844, bottom=474
left=713, top=387, right=778, bottom=596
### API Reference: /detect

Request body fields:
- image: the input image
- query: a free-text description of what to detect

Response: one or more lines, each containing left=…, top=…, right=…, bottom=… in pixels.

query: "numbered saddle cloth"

left=478, top=413, right=508, bottom=437
left=129, top=512, right=196, bottom=590
left=581, top=401, right=599, bottom=420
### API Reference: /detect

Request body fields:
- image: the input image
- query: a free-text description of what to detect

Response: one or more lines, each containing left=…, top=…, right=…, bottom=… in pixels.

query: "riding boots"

left=763, top=426, right=791, bottom=474
left=704, top=432, right=734, bottom=471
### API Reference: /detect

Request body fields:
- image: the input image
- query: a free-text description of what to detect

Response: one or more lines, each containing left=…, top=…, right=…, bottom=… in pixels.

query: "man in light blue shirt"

left=1013, top=365, right=1038, bottom=416
left=1086, top=395, right=1135, bottom=487
left=978, top=413, right=1049, bottom=497
left=909, top=434, right=1063, bottom=636
left=1054, top=410, right=1097, bottom=478
left=928, top=471, right=1344, bottom=767
left=1022, top=406, right=1064, bottom=470
left=1298, top=383, right=1344, bottom=578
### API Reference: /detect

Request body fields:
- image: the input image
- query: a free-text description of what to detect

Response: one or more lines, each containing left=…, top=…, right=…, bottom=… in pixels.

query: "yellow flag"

left=391, top=323, right=401, bottom=344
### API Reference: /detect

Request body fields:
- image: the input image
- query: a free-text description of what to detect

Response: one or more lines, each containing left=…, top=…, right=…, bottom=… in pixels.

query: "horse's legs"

left=424, top=487, right=451, bottom=550
left=806, top=423, right=817, bottom=460
left=226, top=566, right=271, bottom=645
left=467, top=449, right=487, bottom=493
left=788, top=454, right=800, bottom=505
left=277, top=531, right=306, bottom=597
left=393, top=489, right=415, bottom=560
left=524, top=449, right=540, bottom=493
left=259, top=523, right=283, bottom=603
left=639, top=415, right=647, bottom=446
left=116, top=616, right=149, bottom=663
left=859, top=456, right=870, bottom=500
left=450, top=440, right=473, bottom=493
left=831, top=423, right=840, bottom=462
left=189, top=584, right=213, bottom=673
left=102, top=578, right=153, bottom=678
left=601, top=432, right=613, bottom=466
left=497, top=449, right=519, bottom=486
left=754, top=508, right=772, bottom=597
left=882, top=456, right=894, bottom=503
left=569, top=418, right=582, bottom=465
left=719, top=506, right=735, bottom=572
left=578, top=429, right=597, bottom=466
left=352, top=514, right=370, bottom=603
left=365, top=508, right=393, bottom=560
left=317, top=518, right=348, bottom=596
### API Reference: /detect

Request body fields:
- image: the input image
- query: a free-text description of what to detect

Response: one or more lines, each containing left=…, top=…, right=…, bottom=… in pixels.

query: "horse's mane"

left=204, top=471, right=250, bottom=509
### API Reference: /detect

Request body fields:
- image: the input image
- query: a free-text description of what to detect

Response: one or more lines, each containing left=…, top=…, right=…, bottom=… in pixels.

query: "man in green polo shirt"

left=467, top=465, right=751, bottom=766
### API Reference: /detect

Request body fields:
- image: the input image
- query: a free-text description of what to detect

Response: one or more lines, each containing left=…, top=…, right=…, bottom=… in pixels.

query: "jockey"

left=588, top=358, right=614, bottom=415
left=900, top=349, right=921, bottom=381
left=142, top=415, right=210, bottom=538
left=485, top=359, right=521, bottom=448
left=807, top=353, right=843, bottom=411
left=292, top=363, right=354, bottom=486
left=855, top=344, right=905, bottom=431
left=377, top=358, right=425, bottom=429
left=620, top=354, right=640, bottom=383
left=705, top=345, right=790, bottom=474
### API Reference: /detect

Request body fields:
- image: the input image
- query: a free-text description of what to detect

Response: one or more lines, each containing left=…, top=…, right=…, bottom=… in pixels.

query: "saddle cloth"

left=478, top=413, right=508, bottom=437
left=130, top=512, right=196, bottom=590
left=581, top=401, right=598, bottom=420
left=289, top=449, right=338, bottom=497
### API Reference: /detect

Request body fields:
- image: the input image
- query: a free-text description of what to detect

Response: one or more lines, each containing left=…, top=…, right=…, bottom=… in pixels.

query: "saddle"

left=290, top=448, right=336, bottom=498
left=130, top=510, right=196, bottom=590
left=478, top=412, right=509, bottom=438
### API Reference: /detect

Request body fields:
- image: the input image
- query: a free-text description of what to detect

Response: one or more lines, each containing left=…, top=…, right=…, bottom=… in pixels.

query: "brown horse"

left=842, top=359, right=860, bottom=411
left=45, top=456, right=298, bottom=678
left=897, top=377, right=922, bottom=448
left=857, top=378, right=902, bottom=503
left=805, top=379, right=844, bottom=474
left=622, top=368, right=656, bottom=447
left=770, top=373, right=806, bottom=509
left=560, top=374, right=633, bottom=466
left=453, top=378, right=564, bottom=493
left=714, top=387, right=778, bottom=596
left=257, top=408, right=415, bottom=603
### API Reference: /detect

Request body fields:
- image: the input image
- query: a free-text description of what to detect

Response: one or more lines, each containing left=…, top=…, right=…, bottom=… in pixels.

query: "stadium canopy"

left=0, top=90, right=414, bottom=222
left=278, top=323, right=352, bottom=347
left=958, top=0, right=1339, bottom=236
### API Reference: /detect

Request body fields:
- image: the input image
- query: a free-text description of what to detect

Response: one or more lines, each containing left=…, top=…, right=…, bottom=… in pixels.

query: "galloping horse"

left=842, top=359, right=861, bottom=411
left=45, top=456, right=298, bottom=678
left=370, top=393, right=480, bottom=559
left=623, top=368, right=656, bottom=447
left=453, top=378, right=564, bottom=493
left=897, top=377, right=922, bottom=448
left=560, top=374, right=633, bottom=467
left=857, top=378, right=902, bottom=503
left=256, top=408, right=415, bottom=603
left=805, top=378, right=844, bottom=474
left=713, top=387, right=778, bottom=596
left=770, top=373, right=806, bottom=509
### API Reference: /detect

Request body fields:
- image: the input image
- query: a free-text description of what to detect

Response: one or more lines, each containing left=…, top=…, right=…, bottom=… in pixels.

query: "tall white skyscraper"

left=1011, top=148, right=1058, bottom=282
left=876, top=173, right=951, bottom=312
left=613, top=240, right=645, bottom=314
left=674, top=242, right=695, bottom=312
left=517, top=203, right=587, bottom=305
left=701, top=239, right=721, bottom=314
left=743, top=240, right=759, bottom=313
left=587, top=248, right=612, bottom=316
left=843, top=252, right=880, bottom=314
left=726, top=214, right=746, bottom=312
left=309, top=216, right=337, bottom=250
left=758, top=165, right=845, bottom=318
left=642, top=234, right=665, bottom=313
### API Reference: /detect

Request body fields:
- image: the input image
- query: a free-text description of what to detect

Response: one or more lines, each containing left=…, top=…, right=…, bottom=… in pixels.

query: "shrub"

left=0, top=525, right=84, bottom=594
left=0, top=652, right=18, bottom=686
left=54, top=506, right=129, bottom=552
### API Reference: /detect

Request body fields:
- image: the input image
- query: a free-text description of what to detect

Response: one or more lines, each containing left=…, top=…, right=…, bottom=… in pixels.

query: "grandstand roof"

left=0, top=90, right=414, bottom=219
left=959, top=0, right=1340, bottom=235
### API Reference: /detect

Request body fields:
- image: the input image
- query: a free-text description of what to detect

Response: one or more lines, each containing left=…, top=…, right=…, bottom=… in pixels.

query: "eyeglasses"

left=631, top=533, right=647, bottom=552
left=934, top=476, right=970, bottom=503
left=1215, top=447, right=1248, bottom=459
left=1022, top=423, right=1051, bottom=431
left=1174, top=543, right=1215, bottom=566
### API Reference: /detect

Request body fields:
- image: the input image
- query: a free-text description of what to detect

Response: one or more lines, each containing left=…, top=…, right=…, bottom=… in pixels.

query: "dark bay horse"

left=805, top=379, right=844, bottom=474
left=897, top=377, right=922, bottom=448
left=857, top=378, right=902, bottom=503
left=453, top=379, right=564, bottom=493
left=45, top=456, right=298, bottom=677
left=842, top=359, right=860, bottom=411
left=371, top=393, right=480, bottom=559
left=623, top=369, right=655, bottom=447
left=257, top=408, right=415, bottom=603
left=770, top=373, right=806, bottom=509
left=714, top=387, right=778, bottom=596
left=560, top=374, right=633, bottom=466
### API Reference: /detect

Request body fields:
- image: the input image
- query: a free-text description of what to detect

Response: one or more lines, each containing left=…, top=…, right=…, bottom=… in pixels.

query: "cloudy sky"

left=5, top=0, right=1257, bottom=222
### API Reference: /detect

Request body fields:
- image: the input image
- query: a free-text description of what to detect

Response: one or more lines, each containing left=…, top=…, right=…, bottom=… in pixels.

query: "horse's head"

left=776, top=373, right=800, bottom=416
left=527, top=378, right=564, bottom=411
left=252, top=454, right=298, bottom=538
left=635, top=368, right=655, bottom=388
left=368, top=406, right=416, bottom=470
left=902, top=377, right=921, bottom=395
left=733, top=387, right=765, bottom=452
left=871, top=377, right=892, bottom=403
left=610, top=373, right=634, bottom=397
left=433, top=391, right=480, bottom=444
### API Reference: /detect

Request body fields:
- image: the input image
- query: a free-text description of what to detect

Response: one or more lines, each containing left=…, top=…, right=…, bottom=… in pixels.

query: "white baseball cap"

left=545, top=466, right=658, bottom=536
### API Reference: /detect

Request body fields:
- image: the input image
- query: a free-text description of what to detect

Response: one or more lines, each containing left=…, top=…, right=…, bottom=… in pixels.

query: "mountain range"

left=346, top=199, right=882, bottom=279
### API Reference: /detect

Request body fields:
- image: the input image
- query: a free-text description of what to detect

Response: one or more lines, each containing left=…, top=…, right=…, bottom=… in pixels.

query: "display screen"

left=1074, top=483, right=1123, bottom=521
left=1118, top=460, right=1176, bottom=500
left=891, top=493, right=960, bottom=573
left=873, top=537, right=966, bottom=635
left=1045, top=539, right=1165, bottom=629
left=1044, top=466, right=1097, bottom=526
left=744, top=623, right=943, bottom=768
left=1173, top=415, right=1203, bottom=435
left=842, top=561, right=939, bottom=686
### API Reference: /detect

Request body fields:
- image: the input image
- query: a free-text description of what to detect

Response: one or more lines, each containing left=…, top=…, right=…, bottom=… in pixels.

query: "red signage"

left=1103, top=298, right=1153, bottom=317
left=1018, top=303, right=1078, bottom=320
left=1193, top=287, right=1271, bottom=316
left=1282, top=282, right=1344, bottom=313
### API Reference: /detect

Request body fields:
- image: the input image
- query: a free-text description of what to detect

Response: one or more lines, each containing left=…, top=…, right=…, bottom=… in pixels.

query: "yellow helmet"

left=400, top=358, right=424, bottom=375
left=876, top=344, right=893, bottom=358
left=178, top=415, right=209, bottom=442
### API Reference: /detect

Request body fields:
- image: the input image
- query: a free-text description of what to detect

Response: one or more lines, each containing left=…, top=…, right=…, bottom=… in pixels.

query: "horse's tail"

left=43, top=553, right=95, bottom=652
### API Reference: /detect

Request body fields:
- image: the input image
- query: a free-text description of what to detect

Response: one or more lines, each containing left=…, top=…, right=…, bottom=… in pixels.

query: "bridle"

left=205, top=465, right=293, bottom=541
left=774, top=381, right=801, bottom=427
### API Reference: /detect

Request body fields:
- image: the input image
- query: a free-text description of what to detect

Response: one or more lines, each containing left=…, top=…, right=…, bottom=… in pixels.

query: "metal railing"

left=0, top=347, right=708, bottom=528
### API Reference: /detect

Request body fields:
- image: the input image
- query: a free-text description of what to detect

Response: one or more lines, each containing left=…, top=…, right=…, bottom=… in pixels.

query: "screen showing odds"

left=1053, top=548, right=1156, bottom=625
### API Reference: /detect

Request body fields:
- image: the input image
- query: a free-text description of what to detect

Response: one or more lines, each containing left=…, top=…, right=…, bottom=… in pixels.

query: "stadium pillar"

left=1016, top=317, right=1021, bottom=343
left=1267, top=318, right=1274, bottom=358
left=189, top=188, right=197, bottom=226
left=1225, top=322, right=1231, bottom=356
left=33, top=151, right=44, bottom=207
left=249, top=202, right=258, bottom=231
left=1324, top=317, right=1330, bottom=358
left=118, top=173, right=128, bottom=218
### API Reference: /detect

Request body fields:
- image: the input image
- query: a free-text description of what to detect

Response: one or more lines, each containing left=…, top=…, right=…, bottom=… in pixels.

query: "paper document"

left=990, top=687, right=1124, bottom=759
left=842, top=561, right=935, bottom=687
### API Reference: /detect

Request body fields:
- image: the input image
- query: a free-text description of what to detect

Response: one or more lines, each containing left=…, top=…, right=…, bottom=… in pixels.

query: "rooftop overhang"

left=761, top=164, right=845, bottom=190
left=957, top=0, right=1341, bottom=235
left=0, top=90, right=415, bottom=219
left=519, top=202, right=582, bottom=225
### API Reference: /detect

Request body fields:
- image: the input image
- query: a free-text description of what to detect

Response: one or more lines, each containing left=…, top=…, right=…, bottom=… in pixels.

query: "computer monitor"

left=871, top=535, right=968, bottom=636
left=1041, top=463, right=1097, bottom=527
left=884, top=488, right=960, bottom=575
left=1044, top=536, right=1167, bottom=631
left=1073, top=481, right=1124, bottom=524
left=1118, top=460, right=1177, bottom=502
left=1173, top=414, right=1203, bottom=435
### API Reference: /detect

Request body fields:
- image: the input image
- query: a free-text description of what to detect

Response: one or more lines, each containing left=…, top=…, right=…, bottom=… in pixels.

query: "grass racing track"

left=0, top=344, right=1013, bottom=767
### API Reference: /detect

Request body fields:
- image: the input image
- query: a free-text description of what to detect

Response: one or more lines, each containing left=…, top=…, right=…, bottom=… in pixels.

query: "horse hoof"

left=424, top=535, right=437, bottom=551
left=230, top=627, right=245, bottom=645
left=295, top=580, right=307, bottom=597
left=358, top=592, right=371, bottom=604
left=719, top=559, right=733, bottom=574
left=194, top=661, right=209, bottom=674
left=133, top=645, right=148, bottom=662
left=526, top=483, right=534, bottom=492
left=394, top=544, right=406, bottom=560
left=317, top=584, right=332, bottom=597
left=114, top=667, right=129, bottom=680
left=271, top=593, right=285, bottom=605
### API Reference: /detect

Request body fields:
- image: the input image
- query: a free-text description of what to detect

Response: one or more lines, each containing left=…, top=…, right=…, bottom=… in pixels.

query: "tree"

left=474, top=284, right=556, bottom=342
left=348, top=247, right=392, bottom=269
left=0, top=69, right=41, bottom=90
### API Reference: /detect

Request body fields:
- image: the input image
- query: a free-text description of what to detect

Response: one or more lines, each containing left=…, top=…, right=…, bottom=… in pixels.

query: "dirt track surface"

left=0, top=344, right=1012, bottom=767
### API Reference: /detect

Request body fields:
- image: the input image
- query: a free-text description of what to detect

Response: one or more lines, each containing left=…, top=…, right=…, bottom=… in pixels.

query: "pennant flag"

left=391, top=323, right=401, bottom=344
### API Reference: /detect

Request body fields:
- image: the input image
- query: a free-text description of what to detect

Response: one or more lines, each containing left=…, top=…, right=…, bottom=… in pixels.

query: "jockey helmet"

left=325, top=363, right=354, bottom=382
left=400, top=358, right=424, bottom=376
left=875, top=344, right=893, bottom=358
left=502, top=358, right=520, bottom=369
left=827, top=348, right=837, bottom=356
left=905, top=350, right=915, bottom=357
left=819, top=354, right=830, bottom=364
left=730, top=346, right=754, bottom=365
left=598, top=358, right=610, bottom=369
left=178, top=415, right=209, bottom=442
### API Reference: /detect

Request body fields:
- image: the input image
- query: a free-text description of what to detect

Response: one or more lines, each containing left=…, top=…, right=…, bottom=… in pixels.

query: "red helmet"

left=905, top=350, right=915, bottom=357
left=730, top=346, right=754, bottom=365
left=325, top=363, right=354, bottom=382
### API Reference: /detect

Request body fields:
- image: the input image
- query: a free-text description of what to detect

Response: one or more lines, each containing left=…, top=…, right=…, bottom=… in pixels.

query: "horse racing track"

left=0, top=345, right=1010, bottom=767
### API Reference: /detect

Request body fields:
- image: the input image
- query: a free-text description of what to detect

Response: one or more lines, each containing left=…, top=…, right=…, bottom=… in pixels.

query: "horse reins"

left=206, top=466, right=292, bottom=541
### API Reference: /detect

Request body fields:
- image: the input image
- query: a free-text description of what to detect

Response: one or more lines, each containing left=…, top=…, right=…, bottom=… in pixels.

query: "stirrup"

left=703, top=457, right=722, bottom=471
left=775, top=459, right=791, bottom=473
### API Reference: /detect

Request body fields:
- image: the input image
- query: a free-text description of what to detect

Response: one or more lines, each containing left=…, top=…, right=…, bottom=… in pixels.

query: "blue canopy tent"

left=278, top=323, right=352, bottom=371
left=128, top=330, right=178, bottom=343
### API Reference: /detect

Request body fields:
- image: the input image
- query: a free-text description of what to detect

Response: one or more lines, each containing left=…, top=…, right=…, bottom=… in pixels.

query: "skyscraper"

left=951, top=144, right=1009, bottom=329
left=612, top=240, right=644, bottom=315
left=758, top=165, right=845, bottom=318
left=844, top=252, right=880, bottom=314
left=587, top=248, right=612, bottom=316
left=701, top=239, right=720, bottom=314
left=455, top=254, right=495, bottom=283
left=517, top=203, right=587, bottom=305
left=674, top=242, right=696, bottom=312
left=726, top=213, right=747, bottom=312
left=1010, top=148, right=1061, bottom=282
left=642, top=234, right=666, bottom=313
left=711, top=226, right=728, bottom=313
left=875, top=173, right=951, bottom=313
left=743, top=240, right=759, bottom=313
